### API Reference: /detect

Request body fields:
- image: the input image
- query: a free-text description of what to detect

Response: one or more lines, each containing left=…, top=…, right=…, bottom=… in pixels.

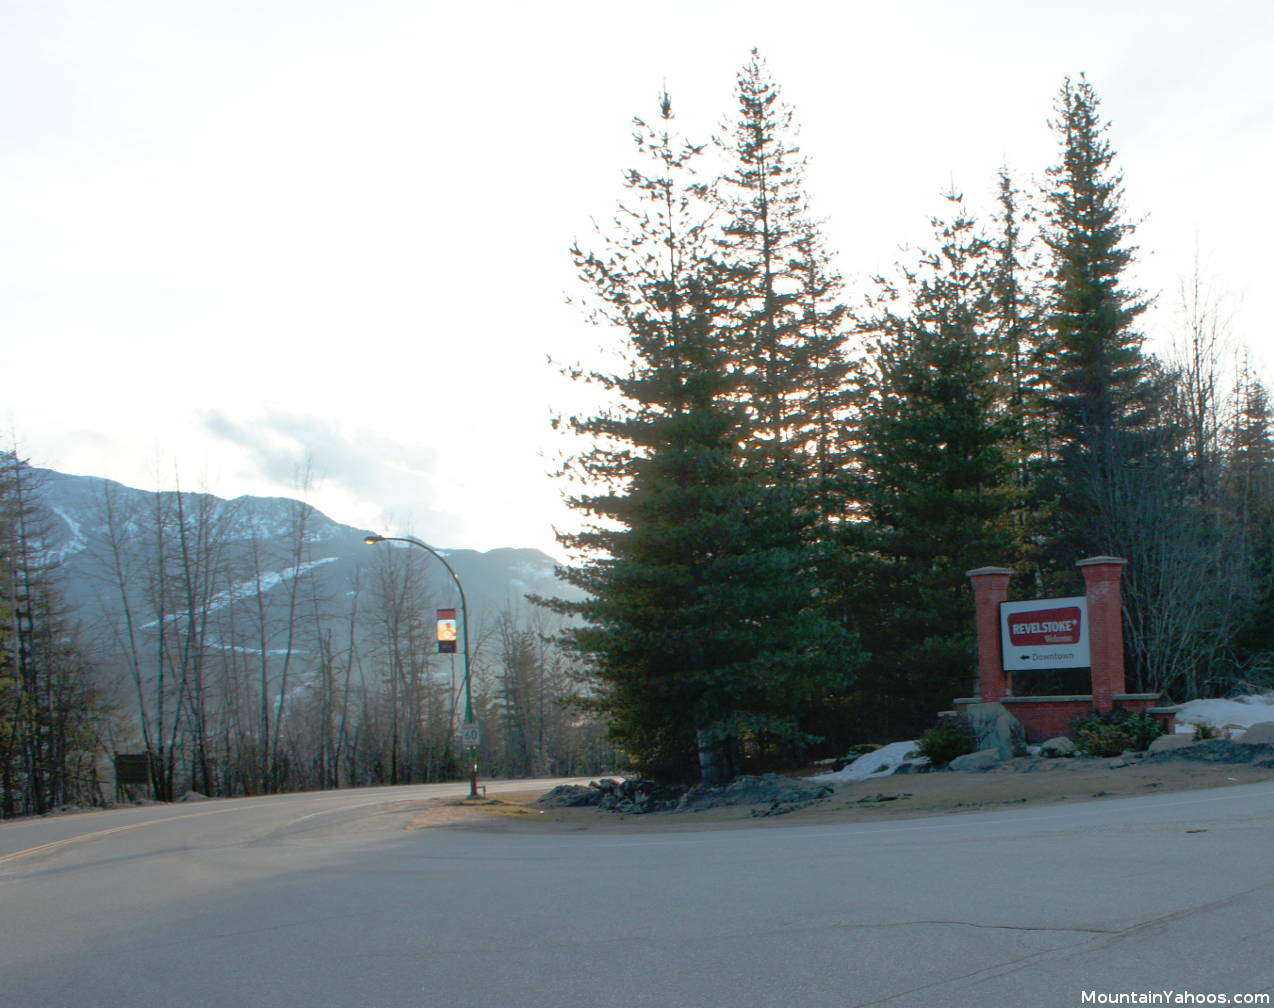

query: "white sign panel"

left=459, top=722, right=481, bottom=746
left=999, top=596, right=1090, bottom=671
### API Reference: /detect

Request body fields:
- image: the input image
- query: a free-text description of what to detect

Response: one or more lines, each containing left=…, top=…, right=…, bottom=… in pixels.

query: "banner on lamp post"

left=437, top=608, right=458, bottom=654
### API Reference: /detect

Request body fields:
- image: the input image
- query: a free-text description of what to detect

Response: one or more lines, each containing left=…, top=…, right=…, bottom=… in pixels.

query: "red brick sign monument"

left=955, top=557, right=1174, bottom=742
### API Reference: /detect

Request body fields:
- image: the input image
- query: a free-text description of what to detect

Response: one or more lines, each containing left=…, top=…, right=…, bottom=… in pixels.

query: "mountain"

left=33, top=467, right=581, bottom=646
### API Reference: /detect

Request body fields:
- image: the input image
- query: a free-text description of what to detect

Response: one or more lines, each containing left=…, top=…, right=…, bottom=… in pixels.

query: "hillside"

left=1, top=464, right=611, bottom=808
left=35, top=467, right=580, bottom=641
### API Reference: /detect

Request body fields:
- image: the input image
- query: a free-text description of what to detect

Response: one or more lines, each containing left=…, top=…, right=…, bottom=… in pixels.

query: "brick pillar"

left=1078, top=556, right=1128, bottom=713
left=966, top=567, right=1013, bottom=702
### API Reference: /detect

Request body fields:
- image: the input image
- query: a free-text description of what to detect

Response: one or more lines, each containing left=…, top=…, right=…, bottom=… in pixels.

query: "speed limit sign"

left=459, top=722, right=481, bottom=746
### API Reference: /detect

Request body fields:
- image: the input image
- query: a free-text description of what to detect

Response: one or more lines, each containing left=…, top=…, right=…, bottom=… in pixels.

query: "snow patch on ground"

left=805, top=693, right=1274, bottom=779
left=811, top=693, right=1274, bottom=779
left=1170, top=694, right=1274, bottom=735
left=811, top=740, right=926, bottom=782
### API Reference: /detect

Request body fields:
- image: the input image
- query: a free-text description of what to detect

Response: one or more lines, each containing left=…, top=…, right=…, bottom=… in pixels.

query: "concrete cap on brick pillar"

left=966, top=566, right=1014, bottom=578
left=1076, top=556, right=1127, bottom=571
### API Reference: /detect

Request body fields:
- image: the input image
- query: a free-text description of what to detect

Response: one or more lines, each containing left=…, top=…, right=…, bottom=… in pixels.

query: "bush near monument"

left=917, top=719, right=978, bottom=766
left=1070, top=710, right=1164, bottom=757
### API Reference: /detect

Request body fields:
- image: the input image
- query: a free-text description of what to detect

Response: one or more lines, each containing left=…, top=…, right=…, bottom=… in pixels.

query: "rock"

left=537, top=784, right=603, bottom=807
left=720, top=773, right=833, bottom=807
left=565, top=772, right=839, bottom=817
left=1145, top=739, right=1274, bottom=765
left=1040, top=737, right=1075, bottom=758
left=1147, top=734, right=1197, bottom=755
left=177, top=791, right=208, bottom=802
left=1239, top=722, right=1274, bottom=745
left=949, top=748, right=1002, bottom=772
left=751, top=800, right=811, bottom=817
left=676, top=773, right=833, bottom=814
left=963, top=702, right=1028, bottom=760
left=566, top=777, right=690, bottom=814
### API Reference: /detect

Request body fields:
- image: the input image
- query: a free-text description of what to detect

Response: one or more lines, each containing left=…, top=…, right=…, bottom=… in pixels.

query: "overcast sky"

left=4, top=1, right=1272, bottom=556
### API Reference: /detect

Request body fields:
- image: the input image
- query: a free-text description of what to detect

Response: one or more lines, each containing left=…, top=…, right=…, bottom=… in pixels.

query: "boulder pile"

left=1143, top=738, right=1274, bottom=767
left=537, top=773, right=835, bottom=816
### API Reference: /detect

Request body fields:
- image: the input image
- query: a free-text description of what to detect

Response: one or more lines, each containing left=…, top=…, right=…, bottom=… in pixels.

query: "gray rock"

left=1239, top=721, right=1274, bottom=745
left=853, top=792, right=912, bottom=804
left=537, top=783, right=603, bottom=807
left=718, top=774, right=833, bottom=808
left=1147, top=734, right=1196, bottom=755
left=1145, top=739, right=1274, bottom=766
left=569, top=773, right=842, bottom=816
left=570, top=777, right=690, bottom=814
left=964, top=702, right=1028, bottom=760
left=949, top=748, right=1002, bottom=772
left=1040, top=737, right=1075, bottom=758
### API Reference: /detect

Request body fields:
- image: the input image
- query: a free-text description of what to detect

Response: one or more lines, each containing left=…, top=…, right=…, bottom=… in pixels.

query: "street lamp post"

left=363, top=534, right=479, bottom=799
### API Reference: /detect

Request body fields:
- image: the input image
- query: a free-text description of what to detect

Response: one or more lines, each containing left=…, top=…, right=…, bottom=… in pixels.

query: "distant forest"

left=0, top=460, right=613, bottom=818
left=549, top=54, right=1274, bottom=784
left=4, top=55, right=1273, bottom=809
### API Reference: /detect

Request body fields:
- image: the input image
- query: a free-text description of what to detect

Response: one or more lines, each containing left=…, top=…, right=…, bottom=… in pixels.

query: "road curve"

left=2, top=779, right=1273, bottom=1008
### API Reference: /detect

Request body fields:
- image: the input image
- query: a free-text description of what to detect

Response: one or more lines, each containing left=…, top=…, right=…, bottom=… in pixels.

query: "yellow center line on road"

left=0, top=782, right=576, bottom=867
left=0, top=792, right=442, bottom=867
left=0, top=806, right=256, bottom=866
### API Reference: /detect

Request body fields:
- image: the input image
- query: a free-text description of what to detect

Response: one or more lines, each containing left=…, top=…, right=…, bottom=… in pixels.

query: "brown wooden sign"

left=114, top=753, right=150, bottom=786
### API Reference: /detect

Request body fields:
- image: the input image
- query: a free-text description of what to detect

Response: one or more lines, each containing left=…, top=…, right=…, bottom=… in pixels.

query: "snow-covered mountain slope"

left=32, top=467, right=581, bottom=636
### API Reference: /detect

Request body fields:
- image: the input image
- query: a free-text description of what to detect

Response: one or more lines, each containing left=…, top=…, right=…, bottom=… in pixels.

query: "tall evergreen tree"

left=714, top=51, right=858, bottom=724
left=552, top=94, right=857, bottom=783
left=1036, top=76, right=1157, bottom=565
left=0, top=452, right=106, bottom=817
left=987, top=168, right=1050, bottom=581
left=1224, top=368, right=1274, bottom=671
left=846, top=197, right=1016, bottom=738
left=715, top=50, right=853, bottom=501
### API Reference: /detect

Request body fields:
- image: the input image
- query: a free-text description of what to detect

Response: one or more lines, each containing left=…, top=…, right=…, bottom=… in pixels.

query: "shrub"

left=1122, top=712, right=1165, bottom=751
left=1073, top=722, right=1130, bottom=757
left=1193, top=722, right=1219, bottom=741
left=917, top=719, right=977, bottom=765
left=1070, top=710, right=1165, bottom=757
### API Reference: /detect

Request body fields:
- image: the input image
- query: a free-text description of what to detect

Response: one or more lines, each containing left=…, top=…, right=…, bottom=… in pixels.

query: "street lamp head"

left=363, top=534, right=385, bottom=545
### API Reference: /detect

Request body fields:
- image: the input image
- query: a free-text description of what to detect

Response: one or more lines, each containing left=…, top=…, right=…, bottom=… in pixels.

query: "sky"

left=4, top=0, right=1272, bottom=557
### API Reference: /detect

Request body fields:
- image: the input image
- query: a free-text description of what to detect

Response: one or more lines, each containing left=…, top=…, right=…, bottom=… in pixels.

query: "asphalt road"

left=2, top=778, right=1273, bottom=1008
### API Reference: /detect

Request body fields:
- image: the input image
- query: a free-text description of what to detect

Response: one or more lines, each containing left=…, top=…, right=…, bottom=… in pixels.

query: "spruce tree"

left=847, top=197, right=1015, bottom=738
left=1037, top=76, right=1157, bottom=564
left=714, top=51, right=858, bottom=721
left=1224, top=369, right=1274, bottom=667
left=0, top=452, right=105, bottom=816
left=715, top=50, right=854, bottom=502
left=987, top=168, right=1050, bottom=587
left=552, top=94, right=857, bottom=783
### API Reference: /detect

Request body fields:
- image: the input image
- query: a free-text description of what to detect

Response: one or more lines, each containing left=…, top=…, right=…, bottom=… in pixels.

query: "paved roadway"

left=2, top=778, right=1273, bottom=1008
